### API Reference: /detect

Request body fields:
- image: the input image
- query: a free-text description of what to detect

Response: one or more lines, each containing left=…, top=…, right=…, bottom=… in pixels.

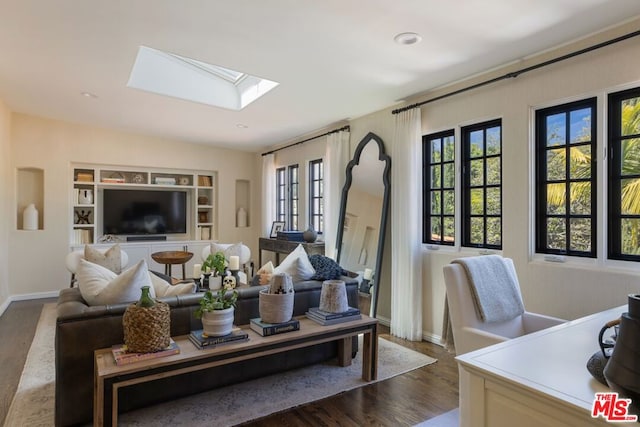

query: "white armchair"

left=65, top=248, right=129, bottom=287
left=443, top=258, right=565, bottom=355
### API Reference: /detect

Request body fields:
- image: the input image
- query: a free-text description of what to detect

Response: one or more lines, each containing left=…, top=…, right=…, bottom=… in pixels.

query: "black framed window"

left=461, top=119, right=502, bottom=249
left=309, top=159, right=324, bottom=233
left=535, top=98, right=596, bottom=257
left=288, top=164, right=299, bottom=231
left=423, top=130, right=455, bottom=245
left=275, top=167, right=286, bottom=223
left=608, top=88, right=640, bottom=261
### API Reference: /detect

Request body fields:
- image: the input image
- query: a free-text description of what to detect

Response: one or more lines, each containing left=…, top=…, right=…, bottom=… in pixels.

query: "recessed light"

left=81, top=91, right=98, bottom=98
left=394, top=32, right=422, bottom=45
left=236, top=123, right=248, bottom=129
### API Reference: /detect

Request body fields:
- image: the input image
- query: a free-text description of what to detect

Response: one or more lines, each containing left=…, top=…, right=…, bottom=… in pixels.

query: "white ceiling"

left=1, top=1, right=639, bottom=152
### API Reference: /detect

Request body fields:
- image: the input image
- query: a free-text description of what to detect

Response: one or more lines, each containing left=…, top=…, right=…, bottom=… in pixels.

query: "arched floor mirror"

left=336, top=132, right=390, bottom=318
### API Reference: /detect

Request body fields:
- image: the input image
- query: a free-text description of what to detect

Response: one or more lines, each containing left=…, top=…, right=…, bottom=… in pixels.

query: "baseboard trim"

left=0, top=297, right=11, bottom=318
left=0, top=291, right=60, bottom=317
left=11, top=291, right=59, bottom=301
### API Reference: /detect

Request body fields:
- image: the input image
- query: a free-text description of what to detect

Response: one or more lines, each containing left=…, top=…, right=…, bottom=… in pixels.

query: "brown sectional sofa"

left=55, top=277, right=359, bottom=426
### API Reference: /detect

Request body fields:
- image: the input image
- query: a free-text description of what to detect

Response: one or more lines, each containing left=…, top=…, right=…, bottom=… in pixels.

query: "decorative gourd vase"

left=603, top=294, right=640, bottom=416
left=122, top=286, right=171, bottom=353
left=23, top=203, right=38, bottom=230
left=78, top=189, right=93, bottom=205
left=137, top=285, right=155, bottom=308
left=303, top=226, right=318, bottom=243
left=237, top=207, right=248, bottom=228
left=201, top=307, right=235, bottom=337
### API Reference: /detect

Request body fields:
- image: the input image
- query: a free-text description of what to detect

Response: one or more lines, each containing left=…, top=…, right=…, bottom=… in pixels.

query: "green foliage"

left=194, top=288, right=238, bottom=318
left=202, top=251, right=226, bottom=276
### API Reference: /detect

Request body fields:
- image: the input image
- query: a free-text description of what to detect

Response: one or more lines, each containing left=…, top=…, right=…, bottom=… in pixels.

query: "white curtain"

left=391, top=108, right=423, bottom=341
left=261, top=154, right=276, bottom=239
left=324, top=129, right=350, bottom=259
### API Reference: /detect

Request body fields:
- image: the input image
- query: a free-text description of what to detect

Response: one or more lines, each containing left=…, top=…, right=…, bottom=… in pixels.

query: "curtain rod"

left=261, top=125, right=350, bottom=156
left=392, top=28, right=640, bottom=115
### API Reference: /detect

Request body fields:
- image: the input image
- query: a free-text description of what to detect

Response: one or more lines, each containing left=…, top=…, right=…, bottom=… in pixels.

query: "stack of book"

left=71, top=229, right=92, bottom=245
left=305, top=306, right=361, bottom=325
left=250, top=317, right=300, bottom=336
left=189, top=329, right=249, bottom=349
left=111, top=339, right=180, bottom=366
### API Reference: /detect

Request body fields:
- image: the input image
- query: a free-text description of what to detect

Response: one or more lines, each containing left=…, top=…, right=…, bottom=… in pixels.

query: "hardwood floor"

left=240, top=330, right=459, bottom=427
left=0, top=299, right=459, bottom=427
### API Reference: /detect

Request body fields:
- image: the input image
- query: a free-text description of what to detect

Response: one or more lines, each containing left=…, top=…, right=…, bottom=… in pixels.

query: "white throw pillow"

left=77, top=259, right=155, bottom=306
left=149, top=272, right=197, bottom=297
left=274, top=244, right=315, bottom=282
left=84, top=244, right=122, bottom=273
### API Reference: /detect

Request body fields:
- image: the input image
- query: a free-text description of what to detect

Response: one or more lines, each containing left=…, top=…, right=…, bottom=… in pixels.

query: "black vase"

left=603, top=294, right=640, bottom=416
left=303, top=226, right=317, bottom=243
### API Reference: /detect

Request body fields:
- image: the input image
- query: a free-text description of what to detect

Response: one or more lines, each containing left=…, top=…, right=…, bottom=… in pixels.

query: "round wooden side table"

left=151, top=251, right=194, bottom=280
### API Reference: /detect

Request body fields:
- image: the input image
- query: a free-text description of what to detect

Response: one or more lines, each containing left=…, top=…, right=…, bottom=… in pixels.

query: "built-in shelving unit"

left=71, top=164, right=217, bottom=246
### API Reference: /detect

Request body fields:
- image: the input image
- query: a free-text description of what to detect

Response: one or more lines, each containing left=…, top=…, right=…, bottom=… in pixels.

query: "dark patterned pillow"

left=308, top=254, right=346, bottom=281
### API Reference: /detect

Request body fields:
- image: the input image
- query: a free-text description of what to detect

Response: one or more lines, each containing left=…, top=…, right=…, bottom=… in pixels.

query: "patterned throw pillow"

left=308, top=254, right=346, bottom=281
left=84, top=244, right=122, bottom=274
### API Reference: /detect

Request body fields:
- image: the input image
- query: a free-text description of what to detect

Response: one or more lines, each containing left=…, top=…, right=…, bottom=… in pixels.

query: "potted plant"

left=195, top=286, right=239, bottom=336
left=202, top=251, right=227, bottom=289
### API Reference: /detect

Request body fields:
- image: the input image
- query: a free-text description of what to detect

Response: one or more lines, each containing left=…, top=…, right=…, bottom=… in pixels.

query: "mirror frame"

left=335, top=132, right=391, bottom=318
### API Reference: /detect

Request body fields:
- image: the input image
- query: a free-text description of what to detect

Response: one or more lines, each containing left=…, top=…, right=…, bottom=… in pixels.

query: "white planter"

left=259, top=290, right=294, bottom=324
left=201, top=307, right=234, bottom=337
left=209, top=275, right=222, bottom=290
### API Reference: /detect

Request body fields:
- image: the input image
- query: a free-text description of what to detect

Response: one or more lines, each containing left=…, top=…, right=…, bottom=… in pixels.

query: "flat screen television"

left=102, top=189, right=188, bottom=235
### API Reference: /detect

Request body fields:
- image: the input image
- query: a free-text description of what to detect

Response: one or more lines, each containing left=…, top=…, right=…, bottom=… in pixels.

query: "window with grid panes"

left=423, top=130, right=455, bottom=245
left=461, top=119, right=502, bottom=249
left=309, top=159, right=324, bottom=233
left=608, top=87, right=640, bottom=261
left=535, top=98, right=596, bottom=257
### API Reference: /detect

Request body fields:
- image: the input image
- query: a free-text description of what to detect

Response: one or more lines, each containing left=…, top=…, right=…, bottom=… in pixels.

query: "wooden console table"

left=258, top=237, right=325, bottom=266
left=456, top=305, right=625, bottom=427
left=94, top=315, right=378, bottom=426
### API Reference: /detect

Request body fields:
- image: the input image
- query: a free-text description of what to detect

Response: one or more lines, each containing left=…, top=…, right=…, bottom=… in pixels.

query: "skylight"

left=127, top=46, right=279, bottom=111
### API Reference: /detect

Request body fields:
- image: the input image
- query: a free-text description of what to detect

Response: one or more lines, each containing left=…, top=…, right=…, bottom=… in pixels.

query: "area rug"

left=4, top=303, right=436, bottom=426
left=414, top=408, right=459, bottom=427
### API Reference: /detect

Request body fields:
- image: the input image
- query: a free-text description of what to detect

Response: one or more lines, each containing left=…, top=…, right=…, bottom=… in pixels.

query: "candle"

left=363, top=268, right=373, bottom=281
left=229, top=255, right=240, bottom=270
left=193, top=263, right=202, bottom=278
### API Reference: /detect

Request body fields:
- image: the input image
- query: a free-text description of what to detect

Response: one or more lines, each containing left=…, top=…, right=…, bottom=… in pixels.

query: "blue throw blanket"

left=452, top=255, right=525, bottom=323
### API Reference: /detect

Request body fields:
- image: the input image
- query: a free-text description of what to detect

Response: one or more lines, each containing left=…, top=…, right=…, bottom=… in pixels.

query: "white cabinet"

left=456, top=306, right=625, bottom=427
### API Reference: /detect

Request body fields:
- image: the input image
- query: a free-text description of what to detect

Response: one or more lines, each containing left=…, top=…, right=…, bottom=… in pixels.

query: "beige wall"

left=0, top=100, right=10, bottom=309
left=7, top=114, right=259, bottom=297
left=418, top=28, right=640, bottom=342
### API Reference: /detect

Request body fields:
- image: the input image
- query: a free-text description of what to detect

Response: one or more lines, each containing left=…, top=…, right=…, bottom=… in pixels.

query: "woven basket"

left=259, top=289, right=294, bottom=324
left=123, top=300, right=171, bottom=353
